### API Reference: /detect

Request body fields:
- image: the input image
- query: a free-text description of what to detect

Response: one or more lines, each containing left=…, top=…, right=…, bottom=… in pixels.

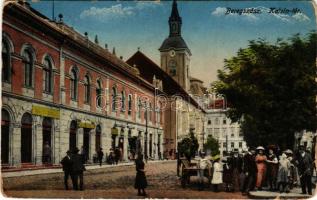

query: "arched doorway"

left=1, top=109, right=10, bottom=164
left=95, top=125, right=101, bottom=151
left=118, top=128, right=124, bottom=161
left=42, top=117, right=52, bottom=164
left=69, top=120, right=77, bottom=152
left=21, top=113, right=33, bottom=163
left=83, top=128, right=90, bottom=163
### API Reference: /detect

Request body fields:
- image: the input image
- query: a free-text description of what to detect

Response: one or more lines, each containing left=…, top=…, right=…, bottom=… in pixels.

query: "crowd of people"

left=195, top=145, right=315, bottom=195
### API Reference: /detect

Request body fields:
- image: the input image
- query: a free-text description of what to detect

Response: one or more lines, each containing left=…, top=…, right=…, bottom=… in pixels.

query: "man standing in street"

left=297, top=145, right=313, bottom=195
left=241, top=147, right=257, bottom=195
left=71, top=147, right=86, bottom=191
left=60, top=150, right=72, bottom=190
left=229, top=149, right=243, bottom=192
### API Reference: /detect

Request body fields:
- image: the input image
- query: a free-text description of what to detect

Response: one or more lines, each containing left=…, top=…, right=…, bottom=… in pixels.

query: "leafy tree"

left=204, top=135, right=220, bottom=156
left=213, top=32, right=317, bottom=149
left=178, top=129, right=199, bottom=161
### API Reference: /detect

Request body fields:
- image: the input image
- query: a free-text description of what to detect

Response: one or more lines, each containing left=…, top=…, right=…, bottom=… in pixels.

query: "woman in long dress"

left=277, top=153, right=291, bottom=193
left=211, top=157, right=223, bottom=192
left=134, top=154, right=148, bottom=196
left=255, top=147, right=267, bottom=190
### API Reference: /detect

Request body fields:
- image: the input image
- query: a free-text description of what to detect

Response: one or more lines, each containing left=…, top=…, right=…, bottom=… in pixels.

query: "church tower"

left=159, top=0, right=191, bottom=92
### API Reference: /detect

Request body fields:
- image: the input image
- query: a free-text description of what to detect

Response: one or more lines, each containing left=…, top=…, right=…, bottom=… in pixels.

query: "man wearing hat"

left=228, top=149, right=243, bottom=192
left=197, top=151, right=212, bottom=191
left=266, top=146, right=278, bottom=191
left=297, top=145, right=313, bottom=195
left=71, top=147, right=86, bottom=190
left=241, top=147, right=257, bottom=195
left=60, top=150, right=73, bottom=190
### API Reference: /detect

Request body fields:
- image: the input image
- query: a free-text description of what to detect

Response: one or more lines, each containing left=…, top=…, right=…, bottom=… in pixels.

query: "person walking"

left=277, top=153, right=291, bottom=193
left=71, top=147, right=86, bottom=191
left=211, top=156, right=223, bottom=192
left=255, top=146, right=267, bottom=190
left=134, top=154, right=147, bottom=196
left=266, top=146, right=278, bottom=191
left=241, top=147, right=257, bottom=195
left=297, top=145, right=313, bottom=195
left=60, top=150, right=72, bottom=190
left=97, top=148, right=104, bottom=166
left=197, top=152, right=212, bottom=190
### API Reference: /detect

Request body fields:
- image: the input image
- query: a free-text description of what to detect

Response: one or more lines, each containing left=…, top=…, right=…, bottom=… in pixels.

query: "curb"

left=1, top=160, right=175, bottom=178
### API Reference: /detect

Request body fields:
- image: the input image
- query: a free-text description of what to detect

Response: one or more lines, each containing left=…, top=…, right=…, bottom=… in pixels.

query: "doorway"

left=1, top=109, right=10, bottom=164
left=21, top=113, right=33, bottom=163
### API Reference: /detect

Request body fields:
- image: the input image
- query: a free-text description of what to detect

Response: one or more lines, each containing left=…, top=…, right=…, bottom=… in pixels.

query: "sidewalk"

left=1, top=160, right=175, bottom=178
left=249, top=187, right=316, bottom=199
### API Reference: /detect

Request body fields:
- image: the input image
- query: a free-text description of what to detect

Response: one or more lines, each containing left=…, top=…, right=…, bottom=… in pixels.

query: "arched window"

left=70, top=67, right=78, bottom=100
left=84, top=75, right=90, bottom=103
left=169, top=60, right=177, bottom=76
left=2, top=40, right=11, bottom=82
left=121, top=90, right=125, bottom=112
left=138, top=98, right=142, bottom=118
left=128, top=94, right=132, bottom=115
left=23, top=50, right=33, bottom=87
left=149, top=102, right=152, bottom=121
left=96, top=80, right=102, bottom=107
left=112, top=86, right=117, bottom=111
left=43, top=57, right=53, bottom=93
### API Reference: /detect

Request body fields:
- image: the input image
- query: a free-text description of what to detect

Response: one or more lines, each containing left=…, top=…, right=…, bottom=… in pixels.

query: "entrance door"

left=42, top=117, right=52, bottom=164
left=21, top=113, right=33, bottom=163
left=69, top=120, right=77, bottom=152
left=1, top=109, right=10, bottom=164
left=119, top=136, right=124, bottom=160
left=83, top=128, right=90, bottom=162
left=95, top=125, right=101, bottom=151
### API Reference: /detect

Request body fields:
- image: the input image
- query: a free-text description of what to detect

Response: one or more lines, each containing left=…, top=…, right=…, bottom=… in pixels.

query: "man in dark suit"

left=71, top=147, right=86, bottom=191
left=241, top=147, right=257, bottom=195
left=297, top=145, right=313, bottom=195
left=60, top=150, right=72, bottom=190
left=228, top=149, right=243, bottom=192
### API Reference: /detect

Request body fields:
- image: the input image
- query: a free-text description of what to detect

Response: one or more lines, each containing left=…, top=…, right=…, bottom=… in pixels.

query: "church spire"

left=169, top=0, right=182, bottom=37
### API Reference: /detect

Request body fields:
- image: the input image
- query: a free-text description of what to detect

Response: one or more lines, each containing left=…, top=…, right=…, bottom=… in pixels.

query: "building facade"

left=1, top=1, right=164, bottom=167
left=205, top=109, right=247, bottom=156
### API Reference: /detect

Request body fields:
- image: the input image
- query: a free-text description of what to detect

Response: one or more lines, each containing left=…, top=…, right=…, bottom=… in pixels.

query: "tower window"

left=169, top=60, right=176, bottom=76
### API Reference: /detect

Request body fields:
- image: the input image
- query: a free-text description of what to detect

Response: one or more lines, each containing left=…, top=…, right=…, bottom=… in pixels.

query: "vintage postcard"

left=1, top=0, right=317, bottom=199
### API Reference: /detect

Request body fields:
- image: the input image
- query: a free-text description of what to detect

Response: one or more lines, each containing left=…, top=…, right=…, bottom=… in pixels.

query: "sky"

left=29, top=0, right=316, bottom=87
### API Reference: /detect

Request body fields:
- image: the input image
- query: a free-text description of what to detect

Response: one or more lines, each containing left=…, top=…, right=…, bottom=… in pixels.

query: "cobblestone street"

left=2, top=161, right=246, bottom=199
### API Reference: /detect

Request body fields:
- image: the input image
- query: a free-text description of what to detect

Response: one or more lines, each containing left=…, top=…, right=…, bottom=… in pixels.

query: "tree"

left=178, top=129, right=199, bottom=161
left=213, top=32, right=317, bottom=149
left=204, top=135, right=220, bottom=156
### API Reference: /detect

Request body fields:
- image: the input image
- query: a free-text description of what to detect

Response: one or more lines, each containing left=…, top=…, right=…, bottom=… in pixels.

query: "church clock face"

left=169, top=50, right=176, bottom=57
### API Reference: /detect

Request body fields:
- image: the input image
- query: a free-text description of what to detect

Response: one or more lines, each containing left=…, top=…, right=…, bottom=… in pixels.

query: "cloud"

left=211, top=7, right=227, bottom=16
left=80, top=2, right=161, bottom=22
left=211, top=6, right=310, bottom=23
